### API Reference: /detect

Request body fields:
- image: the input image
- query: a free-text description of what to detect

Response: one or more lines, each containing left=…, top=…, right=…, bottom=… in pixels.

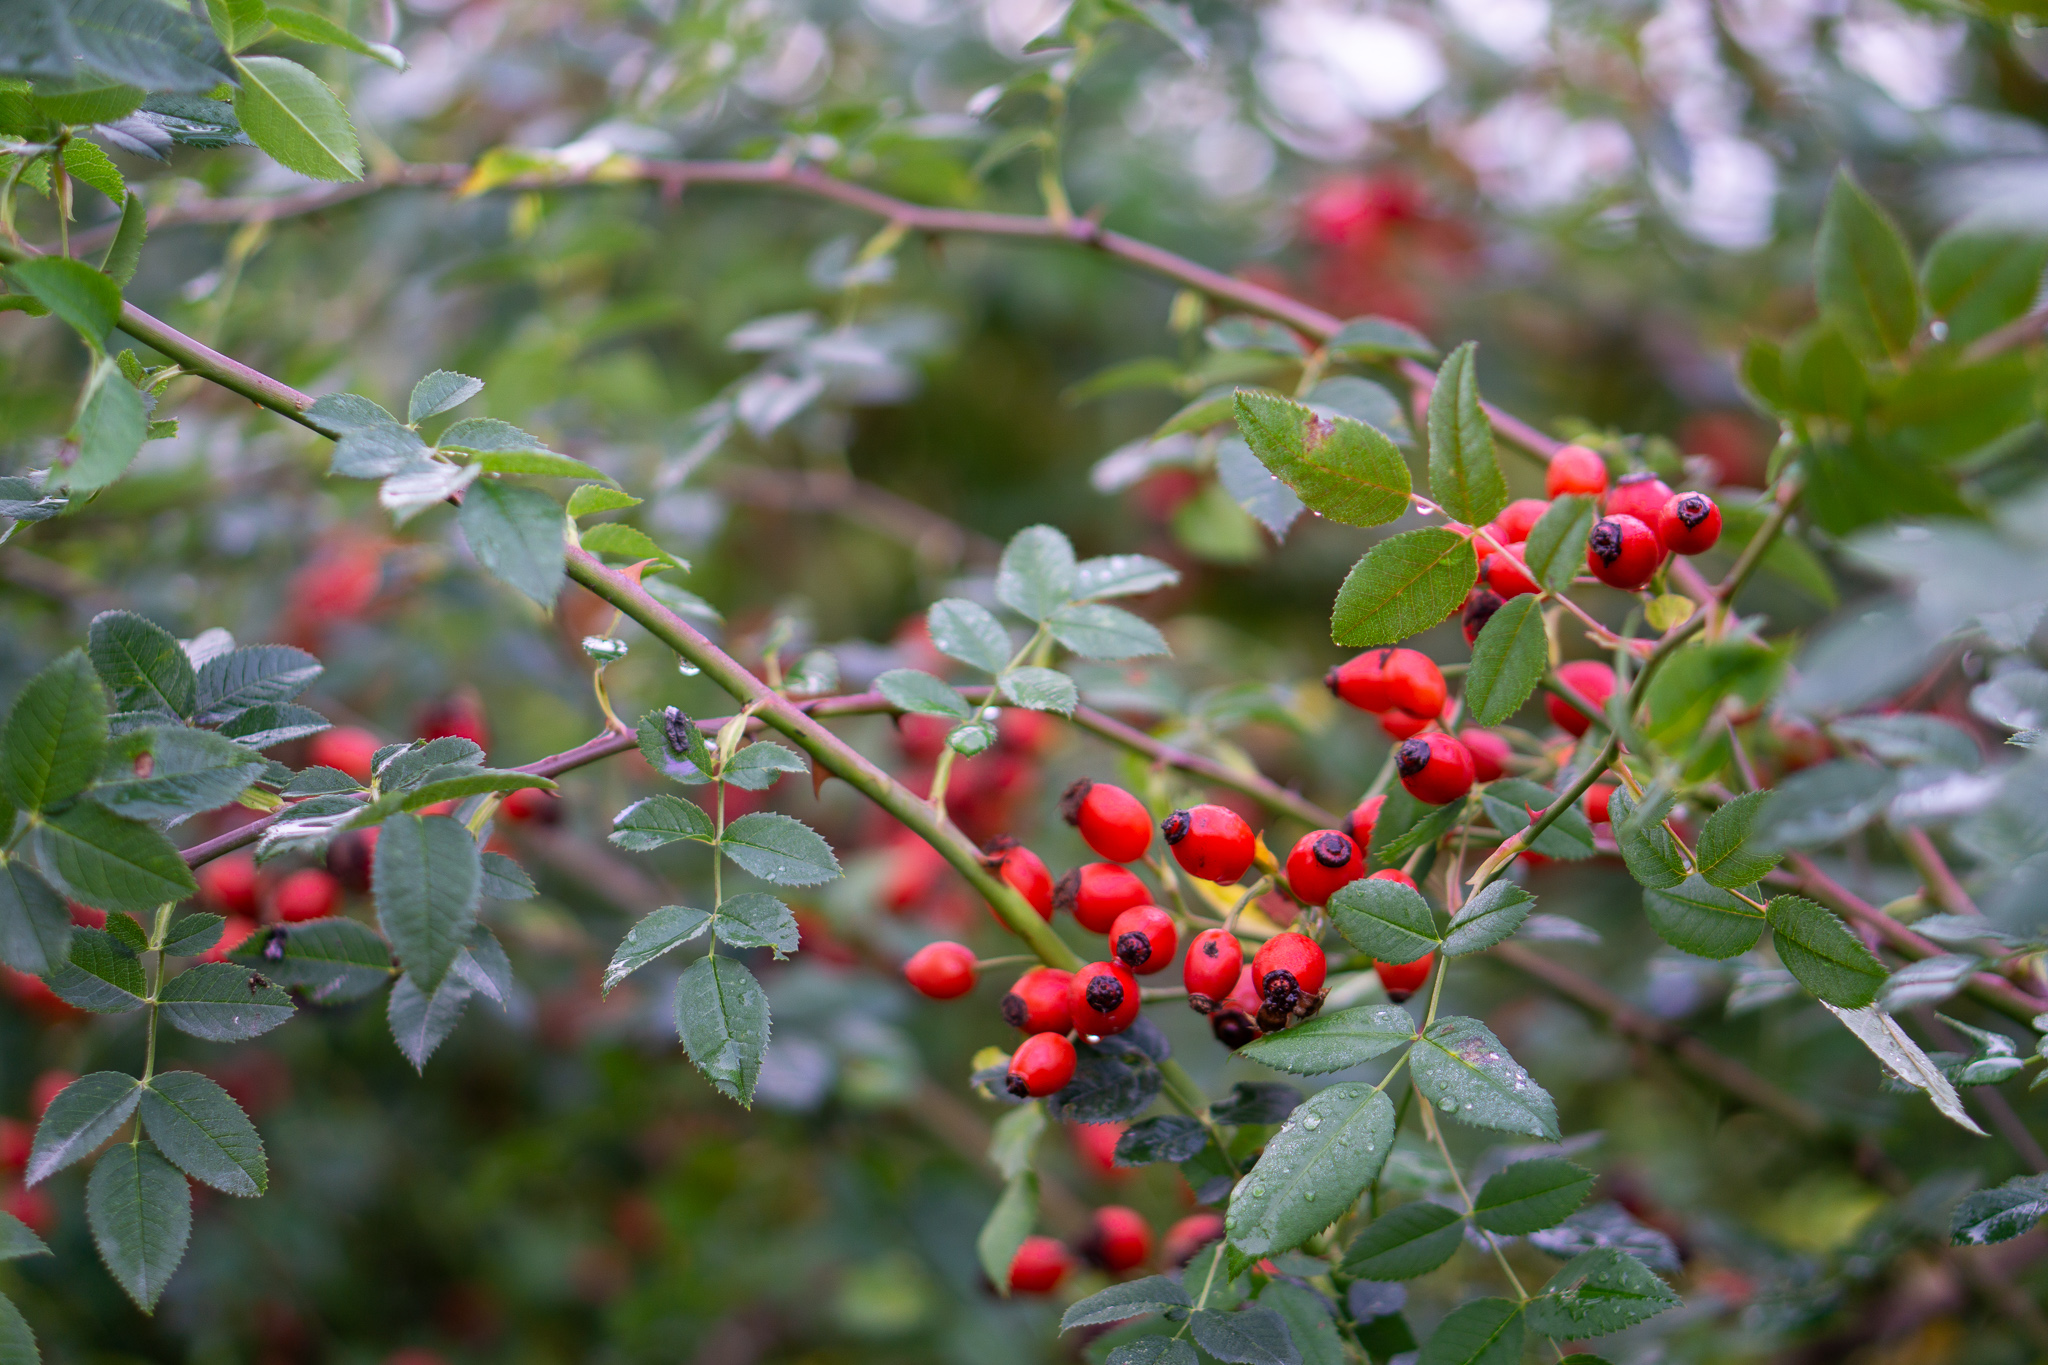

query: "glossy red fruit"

left=1586, top=514, right=1664, bottom=590
left=1252, top=932, right=1327, bottom=1011
left=1547, top=660, right=1616, bottom=738
left=1462, top=589, right=1504, bottom=647
left=1546, top=444, right=1609, bottom=499
left=196, top=851, right=261, bottom=918
left=1162, top=1213, right=1225, bottom=1267
left=1068, top=961, right=1141, bottom=1036
left=1110, top=906, right=1178, bottom=975
left=272, top=868, right=340, bottom=923
left=309, top=727, right=382, bottom=784
left=1060, top=779, right=1153, bottom=864
left=904, top=941, right=977, bottom=999
left=1325, top=648, right=1446, bottom=717
left=1161, top=805, right=1256, bottom=884
left=1459, top=729, right=1511, bottom=784
left=1086, top=1206, right=1154, bottom=1273
left=1182, top=928, right=1244, bottom=1004
left=1585, top=782, right=1617, bottom=825
left=1368, top=868, right=1417, bottom=889
left=1376, top=953, right=1434, bottom=1002
left=985, top=838, right=1054, bottom=921
left=1605, top=471, right=1675, bottom=526
left=1006, top=1033, right=1078, bottom=1099
left=1486, top=498, right=1550, bottom=547
left=1657, top=491, right=1722, bottom=555
left=1008, top=1234, right=1071, bottom=1293
left=500, top=786, right=562, bottom=824
left=1378, top=708, right=1436, bottom=741
left=1397, top=734, right=1476, bottom=806
left=1483, top=542, right=1540, bottom=599
left=1002, top=967, right=1074, bottom=1035
left=1055, top=862, right=1151, bottom=933
left=1285, top=830, right=1364, bottom=907
left=1345, top=795, right=1386, bottom=850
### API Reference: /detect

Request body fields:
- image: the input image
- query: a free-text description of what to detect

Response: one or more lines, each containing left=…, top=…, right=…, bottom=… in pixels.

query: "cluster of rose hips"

left=1006, top=1209, right=1227, bottom=1295
left=1466, top=444, right=1723, bottom=611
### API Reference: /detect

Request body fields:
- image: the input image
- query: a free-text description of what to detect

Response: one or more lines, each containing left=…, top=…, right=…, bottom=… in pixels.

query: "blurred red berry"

left=1377, top=953, right=1434, bottom=1002
left=904, top=941, right=977, bottom=999
left=1162, top=1213, right=1225, bottom=1267
left=272, top=868, right=340, bottom=923
left=309, top=727, right=382, bottom=784
left=1546, top=445, right=1608, bottom=499
left=417, top=690, right=489, bottom=751
left=500, top=786, right=562, bottom=824
left=1605, top=472, right=1675, bottom=526
left=1008, top=1235, right=1071, bottom=1293
left=1459, top=729, right=1512, bottom=784
left=1086, top=1206, right=1154, bottom=1273
left=1548, top=661, right=1616, bottom=738
left=29, top=1070, right=74, bottom=1119
left=197, top=851, right=261, bottom=918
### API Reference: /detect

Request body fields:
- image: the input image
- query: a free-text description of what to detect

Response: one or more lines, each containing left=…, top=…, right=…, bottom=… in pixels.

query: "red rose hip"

left=1604, top=471, right=1674, bottom=525
left=1546, top=660, right=1615, bottom=738
left=1161, top=804, right=1256, bottom=883
left=1007, top=1033, right=1077, bottom=1099
left=1585, top=781, right=1617, bottom=825
left=1657, top=491, right=1721, bottom=555
left=904, top=941, right=977, bottom=999
left=1060, top=779, right=1153, bottom=863
left=1008, top=1234, right=1071, bottom=1293
left=985, top=838, right=1054, bottom=921
left=1345, top=795, right=1385, bottom=850
left=1486, top=497, right=1550, bottom=547
left=1396, top=734, right=1475, bottom=805
left=1002, top=967, right=1074, bottom=1035
left=1068, top=961, right=1141, bottom=1036
left=1586, top=514, right=1664, bottom=590
left=1054, top=862, right=1151, bottom=933
left=1546, top=444, right=1608, bottom=499
left=1182, top=927, right=1244, bottom=1004
left=1462, top=589, right=1504, bottom=647
left=1325, top=648, right=1445, bottom=717
left=1368, top=867, right=1417, bottom=889
left=1085, top=1206, right=1154, bottom=1273
left=1483, top=543, right=1539, bottom=599
left=272, top=868, right=340, bottom=923
left=1459, top=728, right=1511, bottom=783
left=1284, top=830, right=1364, bottom=906
left=1376, top=952, right=1434, bottom=1002
left=196, top=852, right=260, bottom=918
left=1109, top=905, right=1178, bottom=975
left=1252, top=932, right=1326, bottom=1012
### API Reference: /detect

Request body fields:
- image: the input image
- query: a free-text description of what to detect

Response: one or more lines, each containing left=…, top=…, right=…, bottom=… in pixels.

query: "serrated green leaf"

left=61, top=136, right=124, bottom=203
left=1341, top=1202, right=1465, bottom=1279
left=1226, top=1083, right=1394, bottom=1257
left=372, top=813, right=480, bottom=994
left=1411, top=1016, right=1558, bottom=1139
left=1188, top=1307, right=1299, bottom=1365
left=385, top=970, right=472, bottom=1070
left=215, top=701, right=331, bottom=750
left=1329, top=315, right=1437, bottom=361
left=1060, top=1274, right=1190, bottom=1330
left=0, top=1211, right=49, bottom=1261
left=1524, top=1248, right=1677, bottom=1339
left=1073, top=553, right=1179, bottom=600
left=676, top=953, right=770, bottom=1105
left=988, top=1099, right=1044, bottom=1181
left=231, top=54, right=362, bottom=181
left=469, top=450, right=607, bottom=479
left=1048, top=602, right=1169, bottom=660
left=1238, top=1004, right=1416, bottom=1075
left=205, top=0, right=267, bottom=50
left=1643, top=875, right=1764, bottom=960
left=1816, top=169, right=1919, bottom=360
left=1442, top=881, right=1533, bottom=956
left=1330, top=529, right=1477, bottom=647
left=25, top=1071, right=140, bottom=1185
left=634, top=707, right=714, bottom=783
left=91, top=726, right=266, bottom=820
left=712, top=892, right=799, bottom=957
left=65, top=355, right=148, bottom=491
left=2, top=650, right=108, bottom=812
left=722, top=812, right=840, bottom=886
left=1463, top=594, right=1546, bottom=726
left=1607, top=788, right=1686, bottom=890
left=999, top=666, right=1078, bottom=715
left=350, top=767, right=554, bottom=825
left=1419, top=1298, right=1521, bottom=1365
left=159, top=913, right=223, bottom=957
left=927, top=598, right=1012, bottom=674
left=1426, top=343, right=1506, bottom=527
left=157, top=962, right=295, bottom=1041
left=193, top=645, right=321, bottom=724
left=1108, top=1337, right=1198, bottom=1365
left=722, top=742, right=806, bottom=792
left=2, top=256, right=120, bottom=351
left=1766, top=894, right=1887, bottom=1007
left=1951, top=1174, right=2048, bottom=1245
left=0, top=861, right=71, bottom=976
left=43, top=927, right=145, bottom=1011
left=609, top=794, right=714, bottom=850
left=460, top=480, right=564, bottom=608
left=265, top=6, right=405, bottom=68
left=977, top=1170, right=1038, bottom=1297
left=1523, top=495, right=1595, bottom=595
left=138, top=1072, right=265, bottom=1197
left=876, top=668, right=973, bottom=720
left=1329, top=877, right=1440, bottom=964
left=1694, top=791, right=1783, bottom=888
left=227, top=917, right=391, bottom=1003
left=330, top=419, right=429, bottom=478
left=578, top=521, right=684, bottom=570
left=1262, top=1281, right=1345, bottom=1365
left=1922, top=231, right=2048, bottom=347
left=86, top=1141, right=191, bottom=1312
left=374, top=736, right=482, bottom=789
left=1232, top=390, right=1411, bottom=527
left=566, top=483, right=640, bottom=518
left=1472, top=1158, right=1593, bottom=1234
left=995, top=525, right=1077, bottom=621
left=34, top=804, right=196, bottom=914
left=1115, top=1115, right=1209, bottom=1166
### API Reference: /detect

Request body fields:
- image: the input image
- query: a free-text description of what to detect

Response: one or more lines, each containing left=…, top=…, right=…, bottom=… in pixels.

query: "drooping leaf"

left=1815, top=168, right=1919, bottom=360
left=372, top=813, right=481, bottom=994
left=1238, top=1004, right=1416, bottom=1076
left=1232, top=390, right=1411, bottom=527
left=1441, top=881, right=1534, bottom=956
left=674, top=953, right=771, bottom=1105
left=33, top=803, right=197, bottom=914
left=601, top=906, right=713, bottom=994
left=215, top=701, right=332, bottom=751
left=157, top=963, right=295, bottom=1041
left=1072, top=554, right=1179, bottom=600
left=1607, top=788, right=1686, bottom=890
left=986, top=1100, right=1044, bottom=1180
left=1329, top=877, right=1440, bottom=965
left=459, top=480, right=564, bottom=608
left=1425, top=343, right=1507, bottom=527
left=265, top=7, right=405, bottom=68
left=0, top=1210, right=49, bottom=1261
left=1330, top=529, right=1478, bottom=648
left=1754, top=761, right=1896, bottom=849
left=1225, top=1083, right=1395, bottom=1257
left=1328, top=315, right=1437, bottom=362
left=1824, top=1001, right=1986, bottom=1135
left=1643, top=876, right=1766, bottom=960
left=65, top=356, right=148, bottom=492
left=88, top=611, right=194, bottom=717
left=721, top=812, right=841, bottom=886
left=1523, top=1248, right=1678, bottom=1339
left=25, top=1071, right=140, bottom=1185
left=1951, top=1174, right=2048, bottom=1246
left=137, top=1072, right=266, bottom=1197
left=1766, top=895, right=1887, bottom=1008
left=85, top=1141, right=191, bottom=1312
left=1417, top=1297, right=1522, bottom=1365
left=1341, top=1202, right=1465, bottom=1280
left=64, top=0, right=233, bottom=91
left=1262, top=1281, right=1346, bottom=1365
left=1108, top=1338, right=1198, bottom=1365
left=231, top=55, right=363, bottom=181
left=1047, top=1036, right=1166, bottom=1124
left=1210, top=1081, right=1301, bottom=1126
left=2, top=650, right=108, bottom=812
left=386, top=972, right=472, bottom=1071
left=1410, top=1016, right=1558, bottom=1139
left=1462, top=595, right=1546, bottom=726
left=1114, top=1115, right=1210, bottom=1166
left=1472, top=1158, right=1594, bottom=1235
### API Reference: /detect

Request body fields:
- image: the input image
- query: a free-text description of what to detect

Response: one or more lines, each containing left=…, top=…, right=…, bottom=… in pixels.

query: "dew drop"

left=1439, top=1098, right=1455, bottom=1111
left=1302, top=1115, right=1322, bottom=1130
left=676, top=658, right=701, bottom=677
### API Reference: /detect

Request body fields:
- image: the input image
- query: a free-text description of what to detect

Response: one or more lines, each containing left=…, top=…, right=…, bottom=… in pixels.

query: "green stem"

left=141, top=902, right=173, bottom=1086
left=929, top=743, right=958, bottom=826
left=1419, top=1096, right=1529, bottom=1302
